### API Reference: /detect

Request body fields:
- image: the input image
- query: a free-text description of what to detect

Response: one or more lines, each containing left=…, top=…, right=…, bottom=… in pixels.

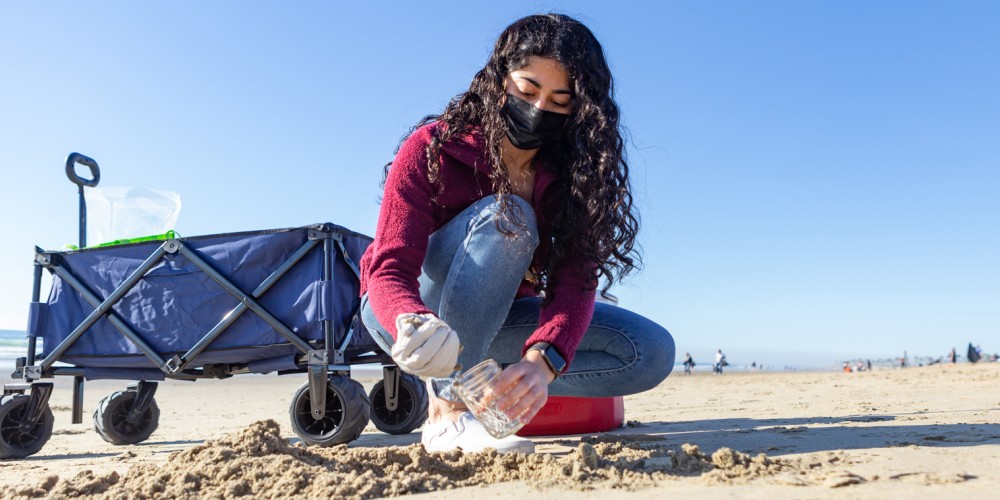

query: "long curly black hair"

left=388, top=13, right=640, bottom=302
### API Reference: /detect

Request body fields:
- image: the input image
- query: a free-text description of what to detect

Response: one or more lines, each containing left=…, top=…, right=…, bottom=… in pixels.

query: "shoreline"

left=7, top=326, right=991, bottom=374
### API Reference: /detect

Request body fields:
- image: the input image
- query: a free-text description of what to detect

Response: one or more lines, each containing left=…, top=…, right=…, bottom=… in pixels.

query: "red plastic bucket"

left=516, top=396, right=624, bottom=436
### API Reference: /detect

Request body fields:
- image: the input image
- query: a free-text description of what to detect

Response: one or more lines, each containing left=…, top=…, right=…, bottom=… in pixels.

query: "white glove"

left=391, top=313, right=461, bottom=378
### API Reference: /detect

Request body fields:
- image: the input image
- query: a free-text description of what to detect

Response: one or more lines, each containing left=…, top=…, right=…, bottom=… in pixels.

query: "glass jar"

left=453, top=359, right=526, bottom=438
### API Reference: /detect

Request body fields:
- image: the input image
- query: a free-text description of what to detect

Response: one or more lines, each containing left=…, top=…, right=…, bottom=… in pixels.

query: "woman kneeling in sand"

left=359, top=13, right=674, bottom=454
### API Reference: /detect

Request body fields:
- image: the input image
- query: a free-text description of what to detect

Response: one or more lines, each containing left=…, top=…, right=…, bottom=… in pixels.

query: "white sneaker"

left=421, top=412, right=535, bottom=454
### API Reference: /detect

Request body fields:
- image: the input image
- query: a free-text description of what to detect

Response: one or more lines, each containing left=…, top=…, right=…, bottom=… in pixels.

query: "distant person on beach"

left=949, top=348, right=957, bottom=364
left=967, top=343, right=981, bottom=363
left=714, top=349, right=727, bottom=374
left=682, top=353, right=695, bottom=375
left=358, top=14, right=675, bottom=454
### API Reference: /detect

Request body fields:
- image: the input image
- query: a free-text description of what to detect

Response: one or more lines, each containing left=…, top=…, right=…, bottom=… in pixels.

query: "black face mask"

left=500, top=93, right=569, bottom=150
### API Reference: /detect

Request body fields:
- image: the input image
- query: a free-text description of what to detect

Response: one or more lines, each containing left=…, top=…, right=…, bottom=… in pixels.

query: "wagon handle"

left=65, top=152, right=100, bottom=248
left=65, top=153, right=100, bottom=187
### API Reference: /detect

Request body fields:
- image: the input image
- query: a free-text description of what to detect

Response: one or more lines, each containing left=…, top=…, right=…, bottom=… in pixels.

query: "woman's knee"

left=624, top=309, right=676, bottom=392
left=646, top=324, right=676, bottom=385
left=469, top=195, right=539, bottom=253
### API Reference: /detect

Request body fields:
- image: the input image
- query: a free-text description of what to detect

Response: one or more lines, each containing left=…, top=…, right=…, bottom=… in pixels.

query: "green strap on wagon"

left=64, top=230, right=180, bottom=250
left=96, top=230, right=180, bottom=247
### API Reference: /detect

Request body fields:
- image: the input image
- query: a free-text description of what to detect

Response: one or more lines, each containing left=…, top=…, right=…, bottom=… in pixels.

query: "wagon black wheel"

left=93, top=390, right=160, bottom=445
left=289, top=375, right=370, bottom=447
left=369, top=373, right=428, bottom=435
left=0, top=394, right=54, bottom=459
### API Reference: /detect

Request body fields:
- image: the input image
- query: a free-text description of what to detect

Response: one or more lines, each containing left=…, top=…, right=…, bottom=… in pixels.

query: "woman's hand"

left=391, top=313, right=461, bottom=378
left=492, top=350, right=557, bottom=423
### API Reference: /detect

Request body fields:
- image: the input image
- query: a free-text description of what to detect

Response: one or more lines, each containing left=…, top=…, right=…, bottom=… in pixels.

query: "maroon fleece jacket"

left=359, top=122, right=597, bottom=366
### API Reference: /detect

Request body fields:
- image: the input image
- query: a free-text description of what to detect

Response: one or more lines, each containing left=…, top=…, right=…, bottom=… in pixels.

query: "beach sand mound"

left=4, top=419, right=818, bottom=499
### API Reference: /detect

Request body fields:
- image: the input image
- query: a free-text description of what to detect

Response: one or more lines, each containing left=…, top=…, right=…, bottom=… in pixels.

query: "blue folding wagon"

left=1, top=154, right=427, bottom=459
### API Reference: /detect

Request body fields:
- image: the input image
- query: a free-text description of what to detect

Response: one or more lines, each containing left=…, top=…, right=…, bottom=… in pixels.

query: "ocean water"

left=1, top=330, right=26, bottom=380
left=0, top=330, right=31, bottom=366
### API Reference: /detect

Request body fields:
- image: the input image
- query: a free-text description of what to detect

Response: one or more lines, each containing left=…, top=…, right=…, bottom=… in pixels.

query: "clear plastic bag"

left=83, top=187, right=181, bottom=246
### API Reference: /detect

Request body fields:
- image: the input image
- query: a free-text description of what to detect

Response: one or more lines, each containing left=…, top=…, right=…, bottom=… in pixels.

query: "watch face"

left=545, top=345, right=567, bottom=373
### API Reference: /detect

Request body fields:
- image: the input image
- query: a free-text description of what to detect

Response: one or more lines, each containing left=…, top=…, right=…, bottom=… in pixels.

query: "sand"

left=1, top=362, right=997, bottom=498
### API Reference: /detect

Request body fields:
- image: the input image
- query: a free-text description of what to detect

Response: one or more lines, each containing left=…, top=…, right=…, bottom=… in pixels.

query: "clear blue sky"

left=2, top=1, right=997, bottom=367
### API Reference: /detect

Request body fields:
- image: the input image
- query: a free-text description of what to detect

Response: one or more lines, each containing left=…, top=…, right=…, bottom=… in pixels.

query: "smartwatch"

left=528, top=342, right=567, bottom=378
